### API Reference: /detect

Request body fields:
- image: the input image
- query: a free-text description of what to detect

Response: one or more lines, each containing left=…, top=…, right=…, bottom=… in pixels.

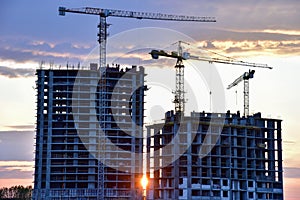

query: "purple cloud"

left=0, top=66, right=35, bottom=78
left=4, top=125, right=35, bottom=130
left=0, top=166, right=33, bottom=179
left=284, top=167, right=300, bottom=178
left=0, top=131, right=35, bottom=161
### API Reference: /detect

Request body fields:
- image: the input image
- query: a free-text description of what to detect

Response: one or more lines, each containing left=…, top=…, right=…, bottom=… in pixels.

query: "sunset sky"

left=0, top=0, right=299, bottom=199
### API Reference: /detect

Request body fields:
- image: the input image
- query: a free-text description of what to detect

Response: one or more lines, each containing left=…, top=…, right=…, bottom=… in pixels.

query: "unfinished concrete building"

left=33, top=64, right=145, bottom=199
left=146, top=110, right=283, bottom=200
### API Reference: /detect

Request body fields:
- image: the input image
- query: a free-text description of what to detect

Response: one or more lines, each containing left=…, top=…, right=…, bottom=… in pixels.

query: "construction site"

left=33, top=6, right=284, bottom=200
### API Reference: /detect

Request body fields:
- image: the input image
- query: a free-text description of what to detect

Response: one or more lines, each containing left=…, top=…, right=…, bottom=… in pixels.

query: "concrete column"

left=45, top=71, right=53, bottom=199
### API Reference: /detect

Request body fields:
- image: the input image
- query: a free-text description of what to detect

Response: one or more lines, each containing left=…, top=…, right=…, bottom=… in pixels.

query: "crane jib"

left=59, top=7, right=216, bottom=22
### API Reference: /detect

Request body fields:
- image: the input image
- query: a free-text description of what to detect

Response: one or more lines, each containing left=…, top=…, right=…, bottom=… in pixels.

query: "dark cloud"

left=225, top=47, right=244, bottom=54
left=216, top=40, right=300, bottom=56
left=284, top=167, right=300, bottom=178
left=203, top=41, right=217, bottom=49
left=181, top=0, right=300, bottom=30
left=0, top=66, right=35, bottom=78
left=283, top=140, right=296, bottom=144
left=278, top=42, right=300, bottom=48
left=186, top=27, right=300, bottom=42
left=0, top=38, right=94, bottom=64
left=0, top=47, right=72, bottom=64
left=0, top=48, right=36, bottom=63
left=5, top=125, right=35, bottom=130
left=0, top=131, right=35, bottom=161
left=0, top=167, right=33, bottom=179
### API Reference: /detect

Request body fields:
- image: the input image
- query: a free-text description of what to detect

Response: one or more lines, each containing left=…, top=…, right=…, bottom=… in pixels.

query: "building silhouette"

left=33, top=64, right=145, bottom=199
left=146, top=110, right=283, bottom=200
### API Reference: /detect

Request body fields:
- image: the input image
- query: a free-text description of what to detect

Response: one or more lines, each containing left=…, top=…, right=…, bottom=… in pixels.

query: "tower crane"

left=227, top=70, right=255, bottom=117
left=150, top=41, right=189, bottom=117
left=150, top=42, right=272, bottom=118
left=59, top=6, right=216, bottom=69
left=58, top=7, right=216, bottom=199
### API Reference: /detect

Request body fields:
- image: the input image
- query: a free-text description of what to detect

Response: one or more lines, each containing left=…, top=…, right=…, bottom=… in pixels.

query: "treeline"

left=0, top=185, right=32, bottom=200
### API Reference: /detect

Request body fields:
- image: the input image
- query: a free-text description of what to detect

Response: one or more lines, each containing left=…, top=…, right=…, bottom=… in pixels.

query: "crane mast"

left=227, top=70, right=255, bottom=117
left=150, top=42, right=188, bottom=118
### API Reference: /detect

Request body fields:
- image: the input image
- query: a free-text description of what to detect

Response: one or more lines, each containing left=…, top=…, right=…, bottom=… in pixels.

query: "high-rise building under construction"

left=33, top=64, right=145, bottom=200
left=146, top=110, right=283, bottom=200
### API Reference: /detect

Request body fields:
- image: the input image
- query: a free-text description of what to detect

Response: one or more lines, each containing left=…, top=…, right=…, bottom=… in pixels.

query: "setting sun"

left=141, top=175, right=148, bottom=189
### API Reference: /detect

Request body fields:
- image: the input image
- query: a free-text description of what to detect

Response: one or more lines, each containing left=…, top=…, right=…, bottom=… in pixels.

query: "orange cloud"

left=194, top=40, right=300, bottom=58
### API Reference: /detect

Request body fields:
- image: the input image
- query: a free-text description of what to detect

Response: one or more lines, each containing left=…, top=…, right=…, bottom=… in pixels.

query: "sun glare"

left=141, top=175, right=148, bottom=189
